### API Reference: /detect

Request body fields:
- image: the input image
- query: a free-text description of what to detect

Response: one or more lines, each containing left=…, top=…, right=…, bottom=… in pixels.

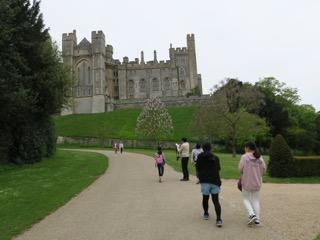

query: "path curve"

left=15, top=150, right=320, bottom=240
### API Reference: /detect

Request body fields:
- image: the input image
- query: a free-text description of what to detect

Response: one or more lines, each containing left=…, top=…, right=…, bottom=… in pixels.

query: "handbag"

left=237, top=177, right=242, bottom=191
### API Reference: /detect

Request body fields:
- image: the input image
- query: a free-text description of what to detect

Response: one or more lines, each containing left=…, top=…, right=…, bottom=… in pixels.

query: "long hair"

left=202, top=142, right=211, bottom=152
left=157, top=146, right=162, bottom=155
left=245, top=141, right=261, bottom=159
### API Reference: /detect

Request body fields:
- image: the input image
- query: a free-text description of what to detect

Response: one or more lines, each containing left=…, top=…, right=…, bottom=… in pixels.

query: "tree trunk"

left=231, top=124, right=237, bottom=158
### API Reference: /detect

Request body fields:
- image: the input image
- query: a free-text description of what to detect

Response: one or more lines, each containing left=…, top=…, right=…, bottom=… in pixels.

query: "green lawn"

left=58, top=145, right=320, bottom=183
left=54, top=106, right=197, bottom=141
left=0, top=150, right=108, bottom=240
left=314, top=235, right=320, bottom=240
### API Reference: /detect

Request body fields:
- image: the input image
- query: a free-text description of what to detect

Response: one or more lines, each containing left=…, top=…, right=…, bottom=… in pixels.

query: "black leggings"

left=157, top=164, right=164, bottom=176
left=202, top=194, right=221, bottom=221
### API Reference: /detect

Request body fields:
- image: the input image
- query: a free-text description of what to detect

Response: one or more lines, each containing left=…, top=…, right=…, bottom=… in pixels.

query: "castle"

left=61, top=30, right=204, bottom=114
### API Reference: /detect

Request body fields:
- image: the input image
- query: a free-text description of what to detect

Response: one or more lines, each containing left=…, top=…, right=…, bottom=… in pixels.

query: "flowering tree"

left=136, top=97, right=173, bottom=145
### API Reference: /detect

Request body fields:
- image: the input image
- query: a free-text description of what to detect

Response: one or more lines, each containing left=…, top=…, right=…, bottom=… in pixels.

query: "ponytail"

left=245, top=141, right=261, bottom=159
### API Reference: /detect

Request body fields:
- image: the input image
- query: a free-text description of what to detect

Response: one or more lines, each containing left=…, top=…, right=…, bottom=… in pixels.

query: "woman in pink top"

left=238, top=141, right=266, bottom=226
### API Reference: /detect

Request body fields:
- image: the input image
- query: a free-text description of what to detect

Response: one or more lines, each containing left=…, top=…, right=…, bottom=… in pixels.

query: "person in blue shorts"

left=196, top=142, right=223, bottom=227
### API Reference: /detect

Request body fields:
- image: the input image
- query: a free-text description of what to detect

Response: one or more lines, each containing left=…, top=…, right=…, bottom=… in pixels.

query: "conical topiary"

left=268, top=134, right=295, bottom=177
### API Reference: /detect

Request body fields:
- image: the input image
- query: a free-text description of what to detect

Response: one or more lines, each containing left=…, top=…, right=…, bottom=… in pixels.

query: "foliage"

left=136, top=98, right=173, bottom=144
left=294, top=156, right=320, bottom=177
left=195, top=78, right=268, bottom=156
left=268, top=134, right=295, bottom=177
left=0, top=0, right=72, bottom=163
left=54, top=107, right=197, bottom=141
left=0, top=150, right=108, bottom=240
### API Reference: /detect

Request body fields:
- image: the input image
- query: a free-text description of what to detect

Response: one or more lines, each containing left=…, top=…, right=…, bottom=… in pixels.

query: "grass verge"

left=0, top=149, right=108, bottom=240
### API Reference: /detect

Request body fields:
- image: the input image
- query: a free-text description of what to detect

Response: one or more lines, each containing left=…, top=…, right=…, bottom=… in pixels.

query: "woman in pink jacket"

left=238, top=141, right=266, bottom=226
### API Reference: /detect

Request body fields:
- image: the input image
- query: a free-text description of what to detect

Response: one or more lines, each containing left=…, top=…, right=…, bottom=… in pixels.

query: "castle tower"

left=187, top=34, right=198, bottom=90
left=62, top=30, right=77, bottom=69
left=91, top=30, right=106, bottom=113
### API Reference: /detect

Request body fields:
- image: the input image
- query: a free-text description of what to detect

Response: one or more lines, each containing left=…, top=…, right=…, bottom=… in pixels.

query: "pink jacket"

left=238, top=153, right=266, bottom=191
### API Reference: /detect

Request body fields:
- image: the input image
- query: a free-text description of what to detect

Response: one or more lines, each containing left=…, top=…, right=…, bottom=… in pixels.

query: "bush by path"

left=0, top=150, right=108, bottom=240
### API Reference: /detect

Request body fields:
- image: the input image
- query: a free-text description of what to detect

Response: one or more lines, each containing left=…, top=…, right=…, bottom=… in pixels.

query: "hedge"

left=294, top=156, right=320, bottom=177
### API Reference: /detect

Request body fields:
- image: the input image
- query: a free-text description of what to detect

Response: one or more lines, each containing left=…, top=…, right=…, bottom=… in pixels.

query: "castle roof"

left=78, top=38, right=91, bottom=50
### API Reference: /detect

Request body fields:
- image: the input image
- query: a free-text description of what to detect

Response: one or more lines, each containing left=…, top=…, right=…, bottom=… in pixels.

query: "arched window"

left=178, top=67, right=186, bottom=80
left=180, top=80, right=186, bottom=90
left=164, top=77, right=171, bottom=90
left=139, top=79, right=146, bottom=92
left=152, top=78, right=160, bottom=91
left=76, top=60, right=91, bottom=85
left=128, top=79, right=134, bottom=98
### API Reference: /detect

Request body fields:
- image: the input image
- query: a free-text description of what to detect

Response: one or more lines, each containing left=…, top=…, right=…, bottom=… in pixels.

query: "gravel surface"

left=15, top=150, right=320, bottom=240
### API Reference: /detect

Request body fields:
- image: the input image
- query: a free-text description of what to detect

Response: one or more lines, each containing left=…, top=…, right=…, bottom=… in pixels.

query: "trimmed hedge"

left=294, top=156, right=320, bottom=177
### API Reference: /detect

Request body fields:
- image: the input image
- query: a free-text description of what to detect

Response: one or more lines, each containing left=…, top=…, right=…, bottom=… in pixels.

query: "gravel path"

left=15, top=150, right=320, bottom=240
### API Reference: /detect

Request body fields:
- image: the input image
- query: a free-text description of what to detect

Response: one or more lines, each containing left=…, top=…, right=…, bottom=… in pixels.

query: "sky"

left=41, top=0, right=320, bottom=110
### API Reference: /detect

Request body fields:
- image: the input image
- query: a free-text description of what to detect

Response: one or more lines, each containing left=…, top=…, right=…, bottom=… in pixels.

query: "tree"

left=268, top=134, right=295, bottom=177
left=136, top=97, right=173, bottom=145
left=0, top=0, right=72, bottom=163
left=195, top=79, right=269, bottom=157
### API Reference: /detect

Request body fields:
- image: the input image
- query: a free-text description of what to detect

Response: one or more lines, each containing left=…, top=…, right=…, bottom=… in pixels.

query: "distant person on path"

left=196, top=143, right=223, bottom=227
left=119, top=142, right=124, bottom=154
left=238, top=141, right=266, bottom=226
left=192, top=143, right=203, bottom=184
left=176, top=137, right=190, bottom=181
left=154, top=147, right=166, bottom=183
left=113, top=142, right=118, bottom=154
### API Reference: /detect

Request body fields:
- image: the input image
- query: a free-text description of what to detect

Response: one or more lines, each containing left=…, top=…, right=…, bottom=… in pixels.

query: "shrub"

left=294, top=156, right=320, bottom=177
left=268, top=134, right=295, bottom=177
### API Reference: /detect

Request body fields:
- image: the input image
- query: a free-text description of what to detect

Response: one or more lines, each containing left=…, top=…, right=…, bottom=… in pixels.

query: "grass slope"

left=54, top=106, right=197, bottom=141
left=0, top=150, right=107, bottom=240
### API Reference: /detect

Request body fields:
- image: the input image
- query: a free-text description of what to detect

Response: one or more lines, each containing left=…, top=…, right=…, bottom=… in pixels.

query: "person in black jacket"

left=196, top=142, right=223, bottom=227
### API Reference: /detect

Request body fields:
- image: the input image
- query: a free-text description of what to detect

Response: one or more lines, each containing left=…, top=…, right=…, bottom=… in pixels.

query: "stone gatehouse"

left=61, top=30, right=204, bottom=114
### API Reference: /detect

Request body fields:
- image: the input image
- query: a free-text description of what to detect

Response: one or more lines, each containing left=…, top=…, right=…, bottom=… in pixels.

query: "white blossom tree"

left=136, top=97, right=173, bottom=145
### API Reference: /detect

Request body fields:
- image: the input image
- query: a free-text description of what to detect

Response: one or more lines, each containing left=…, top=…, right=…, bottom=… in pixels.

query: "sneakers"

left=216, top=220, right=223, bottom=228
left=254, top=219, right=260, bottom=225
left=203, top=213, right=209, bottom=220
left=159, top=177, right=162, bottom=183
left=248, top=215, right=258, bottom=225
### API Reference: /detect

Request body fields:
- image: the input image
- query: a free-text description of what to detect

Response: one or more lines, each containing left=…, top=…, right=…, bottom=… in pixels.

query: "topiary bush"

left=268, top=134, right=296, bottom=177
left=294, top=157, right=320, bottom=177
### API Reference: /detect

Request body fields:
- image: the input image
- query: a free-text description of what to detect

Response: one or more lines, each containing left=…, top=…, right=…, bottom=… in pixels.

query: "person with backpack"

left=192, top=143, right=203, bottom=184
left=154, top=147, right=166, bottom=183
left=238, top=141, right=266, bottom=226
left=196, top=143, right=223, bottom=227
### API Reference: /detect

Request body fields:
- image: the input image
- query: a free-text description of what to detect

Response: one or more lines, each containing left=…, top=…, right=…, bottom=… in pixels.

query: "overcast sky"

left=41, top=0, right=320, bottom=110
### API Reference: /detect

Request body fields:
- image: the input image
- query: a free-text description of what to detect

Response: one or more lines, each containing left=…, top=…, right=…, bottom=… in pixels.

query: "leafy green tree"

left=195, top=79, right=269, bottom=157
left=136, top=97, right=173, bottom=146
left=268, top=134, right=295, bottom=177
left=0, top=0, right=71, bottom=163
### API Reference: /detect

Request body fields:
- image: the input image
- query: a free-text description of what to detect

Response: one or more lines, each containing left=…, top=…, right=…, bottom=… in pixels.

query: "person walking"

left=238, top=141, right=266, bottom=226
left=176, top=137, right=190, bottom=181
left=113, top=142, right=118, bottom=154
left=119, top=142, right=124, bottom=154
left=154, top=147, right=166, bottom=183
left=196, top=143, right=223, bottom=227
left=192, top=143, right=203, bottom=184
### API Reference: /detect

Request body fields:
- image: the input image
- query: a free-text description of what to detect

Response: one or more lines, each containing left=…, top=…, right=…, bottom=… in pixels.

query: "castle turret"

left=106, top=44, right=113, bottom=60
left=187, top=34, right=198, bottom=90
left=140, top=51, right=145, bottom=64
left=62, top=30, right=77, bottom=67
left=91, top=30, right=106, bottom=113
left=153, top=50, right=158, bottom=63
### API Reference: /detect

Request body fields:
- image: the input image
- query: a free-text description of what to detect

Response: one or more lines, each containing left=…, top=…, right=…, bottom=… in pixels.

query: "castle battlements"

left=62, top=30, right=77, bottom=42
left=91, top=30, right=105, bottom=40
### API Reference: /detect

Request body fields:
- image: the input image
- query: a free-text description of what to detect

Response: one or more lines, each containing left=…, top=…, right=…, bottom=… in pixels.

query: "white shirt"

left=177, top=142, right=190, bottom=158
left=192, top=148, right=203, bottom=163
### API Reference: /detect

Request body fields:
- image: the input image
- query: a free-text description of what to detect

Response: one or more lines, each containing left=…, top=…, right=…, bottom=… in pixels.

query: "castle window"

left=76, top=60, right=91, bottom=86
left=128, top=79, right=134, bottom=98
left=152, top=78, right=160, bottom=91
left=88, top=67, right=91, bottom=84
left=164, top=77, right=171, bottom=90
left=180, top=80, right=186, bottom=90
left=139, top=79, right=146, bottom=92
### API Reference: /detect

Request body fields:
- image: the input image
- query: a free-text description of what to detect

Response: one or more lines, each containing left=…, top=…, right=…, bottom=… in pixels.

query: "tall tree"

left=195, top=79, right=268, bottom=157
left=0, top=0, right=71, bottom=163
left=136, top=97, right=173, bottom=146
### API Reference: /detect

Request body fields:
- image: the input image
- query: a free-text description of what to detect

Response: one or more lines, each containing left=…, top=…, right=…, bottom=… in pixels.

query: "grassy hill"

left=54, top=106, right=198, bottom=141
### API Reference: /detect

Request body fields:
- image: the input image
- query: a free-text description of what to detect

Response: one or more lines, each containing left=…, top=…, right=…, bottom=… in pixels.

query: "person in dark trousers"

left=196, top=142, right=223, bottom=227
left=176, top=137, right=190, bottom=181
left=154, top=147, right=166, bottom=183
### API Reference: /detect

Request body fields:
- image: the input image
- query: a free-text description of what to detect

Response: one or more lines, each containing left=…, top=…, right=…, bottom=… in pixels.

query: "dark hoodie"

left=196, top=151, right=221, bottom=186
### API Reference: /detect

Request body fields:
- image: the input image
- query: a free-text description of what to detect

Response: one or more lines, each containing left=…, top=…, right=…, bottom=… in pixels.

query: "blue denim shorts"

left=201, top=183, right=220, bottom=195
